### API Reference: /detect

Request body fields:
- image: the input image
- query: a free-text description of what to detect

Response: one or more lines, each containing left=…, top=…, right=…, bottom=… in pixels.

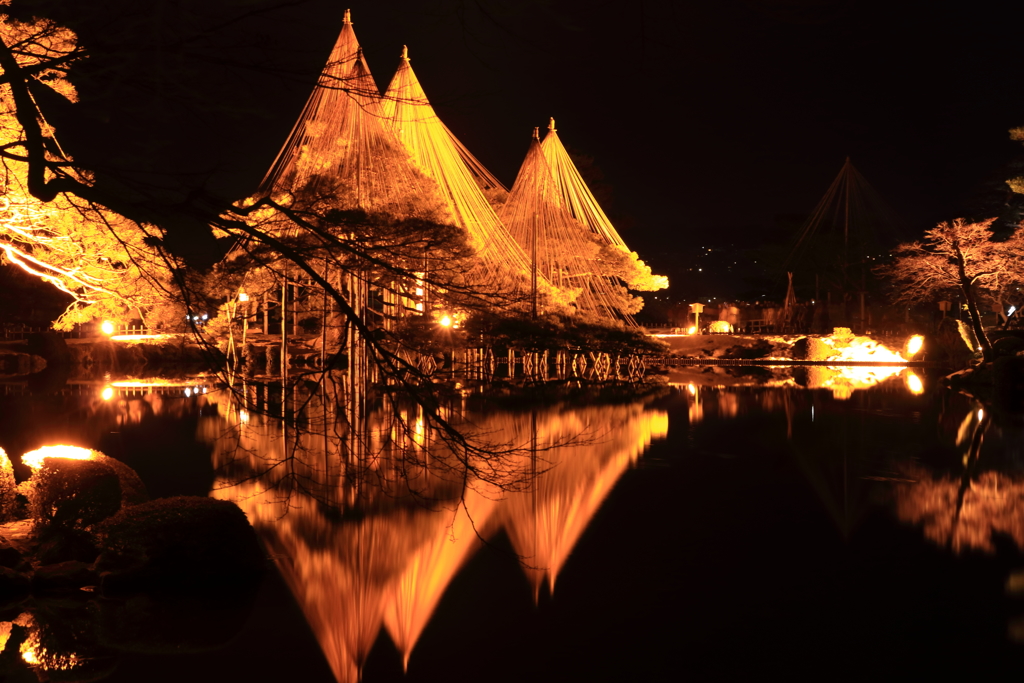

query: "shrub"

left=91, top=455, right=148, bottom=506
left=29, top=459, right=122, bottom=532
left=95, top=496, right=264, bottom=587
left=0, top=447, right=16, bottom=522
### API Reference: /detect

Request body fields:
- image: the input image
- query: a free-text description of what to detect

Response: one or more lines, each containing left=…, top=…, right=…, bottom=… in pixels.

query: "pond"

left=0, top=366, right=1021, bottom=681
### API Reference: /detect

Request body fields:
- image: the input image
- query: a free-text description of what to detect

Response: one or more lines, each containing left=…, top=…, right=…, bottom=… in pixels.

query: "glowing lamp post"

left=100, top=320, right=115, bottom=336
left=237, top=290, right=250, bottom=344
left=689, top=303, right=704, bottom=333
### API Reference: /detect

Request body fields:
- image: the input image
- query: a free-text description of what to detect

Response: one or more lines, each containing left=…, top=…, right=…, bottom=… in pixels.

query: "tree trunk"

left=959, top=279, right=992, bottom=362
left=954, top=241, right=993, bottom=363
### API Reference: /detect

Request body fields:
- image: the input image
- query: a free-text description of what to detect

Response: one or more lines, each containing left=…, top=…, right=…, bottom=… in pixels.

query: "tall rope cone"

left=381, top=45, right=550, bottom=302
left=500, top=134, right=641, bottom=323
left=257, top=10, right=450, bottom=224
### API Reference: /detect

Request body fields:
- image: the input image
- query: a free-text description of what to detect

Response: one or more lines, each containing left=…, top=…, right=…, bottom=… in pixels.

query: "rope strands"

left=257, top=10, right=450, bottom=224
left=539, top=119, right=668, bottom=300
left=540, top=118, right=626, bottom=248
left=381, top=46, right=541, bottom=296
left=784, top=156, right=903, bottom=279
left=258, top=8, right=363, bottom=196
left=499, top=130, right=640, bottom=323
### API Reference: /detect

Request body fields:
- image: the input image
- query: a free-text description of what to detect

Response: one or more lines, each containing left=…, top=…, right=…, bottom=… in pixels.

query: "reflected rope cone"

left=205, top=392, right=667, bottom=682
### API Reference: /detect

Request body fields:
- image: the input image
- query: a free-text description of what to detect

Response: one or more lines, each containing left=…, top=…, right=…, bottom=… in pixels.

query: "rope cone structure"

left=540, top=118, right=668, bottom=307
left=257, top=11, right=450, bottom=222
left=540, top=118, right=627, bottom=248
left=500, top=130, right=642, bottom=322
left=384, top=48, right=508, bottom=203
left=381, top=46, right=545, bottom=298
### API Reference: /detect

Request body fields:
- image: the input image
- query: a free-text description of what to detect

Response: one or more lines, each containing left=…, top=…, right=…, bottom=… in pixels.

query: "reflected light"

left=101, top=386, right=114, bottom=401
left=22, top=445, right=95, bottom=471
left=109, top=333, right=175, bottom=342
left=905, top=371, right=924, bottom=395
left=20, top=632, right=79, bottom=671
left=978, top=408, right=985, bottom=420
left=100, top=320, right=115, bottom=336
left=111, top=379, right=199, bottom=388
left=687, top=383, right=697, bottom=396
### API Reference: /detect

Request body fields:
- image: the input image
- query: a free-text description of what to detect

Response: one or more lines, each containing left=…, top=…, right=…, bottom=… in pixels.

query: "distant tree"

left=877, top=218, right=1024, bottom=363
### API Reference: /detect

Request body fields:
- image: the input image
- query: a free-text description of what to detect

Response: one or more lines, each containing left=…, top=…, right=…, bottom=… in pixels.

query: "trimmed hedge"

left=29, top=459, right=122, bottom=532
left=95, top=496, right=264, bottom=587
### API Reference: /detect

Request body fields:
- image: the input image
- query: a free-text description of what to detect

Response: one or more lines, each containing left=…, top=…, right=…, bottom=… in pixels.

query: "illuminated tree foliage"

left=0, top=7, right=178, bottom=329
left=878, top=218, right=1024, bottom=362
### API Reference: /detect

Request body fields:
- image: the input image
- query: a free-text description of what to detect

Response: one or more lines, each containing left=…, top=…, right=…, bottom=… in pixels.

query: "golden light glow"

left=100, top=319, right=115, bottom=335
left=101, top=386, right=114, bottom=401
left=826, top=337, right=906, bottom=364
left=978, top=408, right=985, bottom=420
left=687, top=326, right=697, bottom=335
left=22, top=445, right=95, bottom=471
left=20, top=632, right=80, bottom=671
left=905, top=334, right=924, bottom=357
left=439, top=315, right=452, bottom=328
left=110, top=379, right=202, bottom=388
left=238, top=291, right=250, bottom=302
left=109, top=333, right=175, bottom=342
left=905, top=371, right=924, bottom=395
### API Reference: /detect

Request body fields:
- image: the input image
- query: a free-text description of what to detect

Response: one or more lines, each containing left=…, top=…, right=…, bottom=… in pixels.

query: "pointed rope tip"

left=343, top=8, right=352, bottom=24
left=548, top=117, right=556, bottom=132
left=532, top=126, right=540, bottom=140
left=401, top=44, right=409, bottom=61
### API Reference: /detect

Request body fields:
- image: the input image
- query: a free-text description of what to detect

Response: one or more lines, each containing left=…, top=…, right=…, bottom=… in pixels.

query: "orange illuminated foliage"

left=880, top=218, right=1024, bottom=362
left=0, top=10, right=178, bottom=330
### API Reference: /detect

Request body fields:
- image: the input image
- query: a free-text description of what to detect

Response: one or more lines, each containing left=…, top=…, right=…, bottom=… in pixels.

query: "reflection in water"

left=8, top=368, right=1024, bottom=676
left=201, top=383, right=667, bottom=682
left=894, top=405, right=1024, bottom=554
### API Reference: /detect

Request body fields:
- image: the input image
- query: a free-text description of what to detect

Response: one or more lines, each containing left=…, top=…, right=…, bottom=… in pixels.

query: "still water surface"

left=1, top=368, right=1022, bottom=680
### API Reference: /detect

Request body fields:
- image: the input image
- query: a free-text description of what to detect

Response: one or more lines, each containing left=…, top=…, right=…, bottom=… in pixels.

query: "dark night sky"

left=26, top=0, right=1024, bottom=293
